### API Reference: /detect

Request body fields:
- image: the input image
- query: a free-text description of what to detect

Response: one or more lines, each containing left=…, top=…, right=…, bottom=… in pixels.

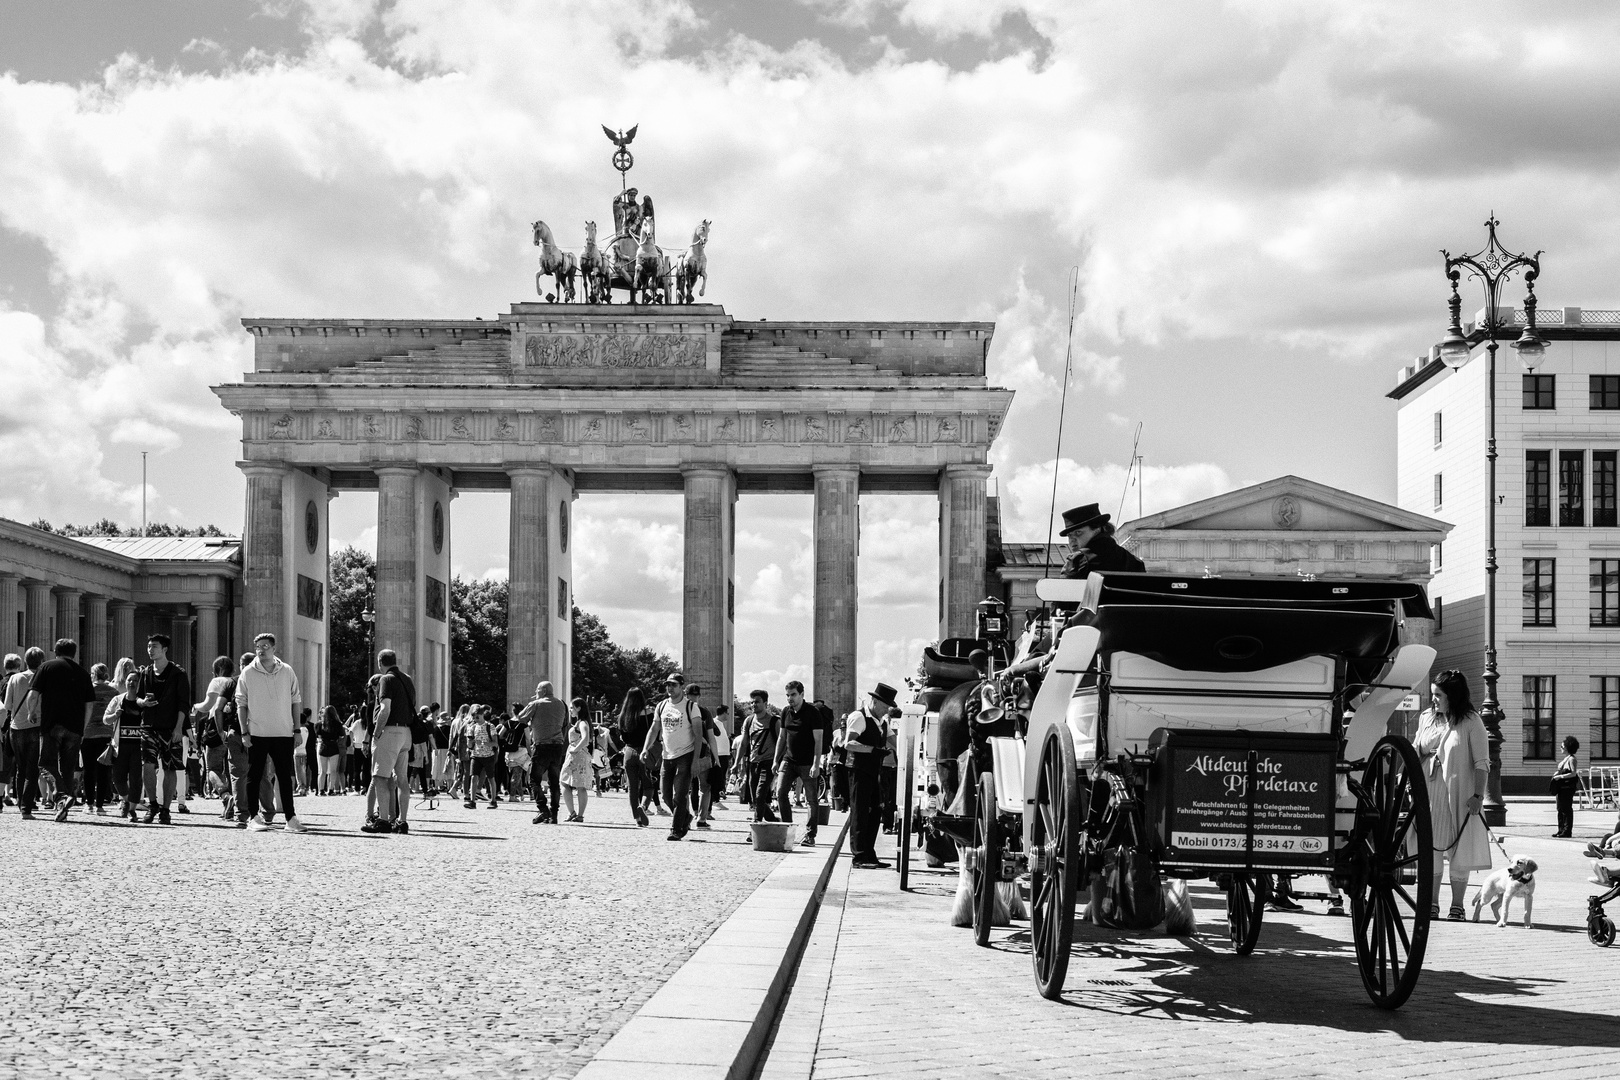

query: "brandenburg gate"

left=212, top=135, right=1011, bottom=714
left=214, top=307, right=1010, bottom=714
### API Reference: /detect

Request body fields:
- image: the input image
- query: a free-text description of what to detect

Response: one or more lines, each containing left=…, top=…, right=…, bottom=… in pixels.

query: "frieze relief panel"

left=248, top=407, right=987, bottom=449
left=522, top=332, right=706, bottom=369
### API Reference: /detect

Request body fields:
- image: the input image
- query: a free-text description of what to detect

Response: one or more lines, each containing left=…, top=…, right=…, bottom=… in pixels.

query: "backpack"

left=500, top=721, right=525, bottom=753
left=408, top=708, right=431, bottom=745
left=217, top=679, right=240, bottom=736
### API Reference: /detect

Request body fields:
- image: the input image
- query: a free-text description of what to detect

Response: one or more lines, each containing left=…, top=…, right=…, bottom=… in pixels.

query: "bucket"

left=750, top=821, right=793, bottom=852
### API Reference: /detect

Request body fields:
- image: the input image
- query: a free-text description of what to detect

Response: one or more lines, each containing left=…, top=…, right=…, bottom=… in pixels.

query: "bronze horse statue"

left=531, top=220, right=577, bottom=302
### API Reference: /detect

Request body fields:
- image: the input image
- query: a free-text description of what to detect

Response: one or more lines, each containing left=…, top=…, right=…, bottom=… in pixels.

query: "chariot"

left=896, top=573, right=1439, bottom=1010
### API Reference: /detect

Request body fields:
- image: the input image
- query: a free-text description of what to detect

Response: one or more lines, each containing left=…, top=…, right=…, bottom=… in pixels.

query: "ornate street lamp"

left=1439, top=216, right=1546, bottom=827
left=360, top=603, right=376, bottom=671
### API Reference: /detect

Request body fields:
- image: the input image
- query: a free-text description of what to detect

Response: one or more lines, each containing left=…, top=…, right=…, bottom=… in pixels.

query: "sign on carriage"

left=1148, top=730, right=1337, bottom=869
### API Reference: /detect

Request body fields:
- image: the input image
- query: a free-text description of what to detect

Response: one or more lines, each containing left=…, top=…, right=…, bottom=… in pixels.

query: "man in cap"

left=845, top=682, right=898, bottom=869
left=1058, top=503, right=1145, bottom=580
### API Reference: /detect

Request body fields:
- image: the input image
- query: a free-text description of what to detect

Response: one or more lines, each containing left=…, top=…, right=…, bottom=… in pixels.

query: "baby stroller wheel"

left=1590, top=914, right=1616, bottom=948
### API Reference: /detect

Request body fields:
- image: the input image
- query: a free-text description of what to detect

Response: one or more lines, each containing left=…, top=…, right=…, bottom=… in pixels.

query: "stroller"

left=1588, top=833, right=1620, bottom=947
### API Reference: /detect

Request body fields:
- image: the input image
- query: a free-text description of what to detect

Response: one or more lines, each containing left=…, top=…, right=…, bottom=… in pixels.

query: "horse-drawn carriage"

left=896, top=572, right=1438, bottom=1010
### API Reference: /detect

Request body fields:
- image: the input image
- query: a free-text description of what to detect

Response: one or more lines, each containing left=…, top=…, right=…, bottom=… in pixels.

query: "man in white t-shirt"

left=234, top=633, right=305, bottom=833
left=648, top=674, right=705, bottom=841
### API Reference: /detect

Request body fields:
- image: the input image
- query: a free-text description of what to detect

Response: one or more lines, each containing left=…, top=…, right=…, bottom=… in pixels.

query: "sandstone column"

left=172, top=612, right=195, bottom=674
left=241, top=463, right=288, bottom=646
left=376, top=466, right=420, bottom=672
left=194, top=602, right=221, bottom=668
left=110, top=601, right=137, bottom=664
left=23, top=580, right=52, bottom=651
left=682, top=465, right=736, bottom=706
left=84, top=595, right=109, bottom=670
left=813, top=465, right=860, bottom=716
left=938, top=464, right=992, bottom=640
left=506, top=466, right=553, bottom=705
left=55, top=588, right=82, bottom=648
left=0, top=572, right=19, bottom=658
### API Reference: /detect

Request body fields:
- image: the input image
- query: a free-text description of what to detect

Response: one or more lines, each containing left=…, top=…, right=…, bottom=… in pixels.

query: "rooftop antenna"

left=1042, top=267, right=1081, bottom=583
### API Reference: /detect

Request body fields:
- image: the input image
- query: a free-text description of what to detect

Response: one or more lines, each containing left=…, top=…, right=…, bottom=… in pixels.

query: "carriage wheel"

left=1349, top=736, right=1433, bottom=1010
left=972, top=772, right=1001, bottom=947
left=1224, top=874, right=1268, bottom=955
left=1030, top=723, right=1079, bottom=1000
left=897, top=741, right=915, bottom=891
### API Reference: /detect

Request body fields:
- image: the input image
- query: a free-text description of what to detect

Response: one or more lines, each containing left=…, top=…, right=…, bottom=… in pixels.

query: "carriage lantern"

left=975, top=597, right=1008, bottom=641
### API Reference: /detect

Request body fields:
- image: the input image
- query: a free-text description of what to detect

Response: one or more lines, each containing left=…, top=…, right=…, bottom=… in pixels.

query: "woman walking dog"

left=1414, top=669, right=1491, bottom=921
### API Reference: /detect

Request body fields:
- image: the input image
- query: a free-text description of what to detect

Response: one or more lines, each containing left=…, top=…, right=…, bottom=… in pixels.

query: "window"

left=1523, top=558, right=1556, bottom=626
left=1433, top=412, right=1443, bottom=447
left=1597, top=451, right=1618, bottom=527
left=1523, top=676, right=1556, bottom=761
left=1525, top=451, right=1551, bottom=526
left=1434, top=597, right=1443, bottom=632
left=1593, top=677, right=1620, bottom=760
left=1560, top=450, right=1586, bottom=526
left=1594, top=560, right=1620, bottom=627
left=1524, top=373, right=1555, bottom=409
left=1433, top=473, right=1443, bottom=510
left=1592, top=374, right=1620, bottom=410
left=1431, top=543, right=1442, bottom=572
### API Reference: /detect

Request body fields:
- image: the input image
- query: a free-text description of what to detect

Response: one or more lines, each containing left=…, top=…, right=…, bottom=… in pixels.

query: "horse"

left=633, top=215, right=674, bottom=304
left=579, top=221, right=606, bottom=304
left=676, top=219, right=709, bottom=304
left=531, top=220, right=577, bottom=303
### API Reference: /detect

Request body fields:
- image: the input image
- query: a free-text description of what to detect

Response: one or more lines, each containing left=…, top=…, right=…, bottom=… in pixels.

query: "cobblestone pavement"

left=780, top=805, right=1619, bottom=1080
left=0, top=791, right=781, bottom=1080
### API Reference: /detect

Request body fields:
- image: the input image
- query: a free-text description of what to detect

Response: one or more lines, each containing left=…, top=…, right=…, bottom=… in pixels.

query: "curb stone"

left=575, top=811, right=851, bottom=1080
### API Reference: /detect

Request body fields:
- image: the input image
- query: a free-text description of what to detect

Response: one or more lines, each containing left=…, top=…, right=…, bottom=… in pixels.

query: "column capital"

left=941, top=462, right=994, bottom=480
left=108, top=599, right=138, bottom=612
left=680, top=463, right=734, bottom=479
left=811, top=463, right=860, bottom=478
left=0, top=571, right=20, bottom=581
left=54, top=586, right=83, bottom=597
left=506, top=464, right=555, bottom=480
left=191, top=599, right=224, bottom=611
left=238, top=460, right=289, bottom=478
left=374, top=464, right=421, bottom=478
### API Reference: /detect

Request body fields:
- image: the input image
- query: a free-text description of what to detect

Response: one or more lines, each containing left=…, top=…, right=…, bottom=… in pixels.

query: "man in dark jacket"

left=1058, top=503, right=1145, bottom=579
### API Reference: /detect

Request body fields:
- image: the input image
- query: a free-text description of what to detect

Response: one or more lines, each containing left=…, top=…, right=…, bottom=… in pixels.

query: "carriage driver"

left=1058, top=503, right=1146, bottom=579
left=845, top=683, right=898, bottom=870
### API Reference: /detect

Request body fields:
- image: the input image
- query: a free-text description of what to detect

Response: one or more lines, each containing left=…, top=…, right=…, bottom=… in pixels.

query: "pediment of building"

left=1121, top=475, right=1450, bottom=537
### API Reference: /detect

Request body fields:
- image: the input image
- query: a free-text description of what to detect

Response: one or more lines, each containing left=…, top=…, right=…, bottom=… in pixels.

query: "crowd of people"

left=0, top=630, right=900, bottom=859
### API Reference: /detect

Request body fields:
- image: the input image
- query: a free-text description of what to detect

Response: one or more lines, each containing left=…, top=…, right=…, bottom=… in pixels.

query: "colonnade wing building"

left=214, top=303, right=1012, bottom=716
left=0, top=522, right=241, bottom=675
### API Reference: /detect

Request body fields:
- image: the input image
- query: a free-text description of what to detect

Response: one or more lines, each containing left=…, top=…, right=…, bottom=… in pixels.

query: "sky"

left=5, top=0, right=1620, bottom=700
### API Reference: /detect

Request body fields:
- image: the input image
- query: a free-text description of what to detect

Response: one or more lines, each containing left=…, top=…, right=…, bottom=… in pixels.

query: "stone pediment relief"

left=1179, top=498, right=1401, bottom=533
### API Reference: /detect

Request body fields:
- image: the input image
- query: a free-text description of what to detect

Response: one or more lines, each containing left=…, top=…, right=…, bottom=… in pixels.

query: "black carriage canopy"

left=1071, top=572, right=1433, bottom=675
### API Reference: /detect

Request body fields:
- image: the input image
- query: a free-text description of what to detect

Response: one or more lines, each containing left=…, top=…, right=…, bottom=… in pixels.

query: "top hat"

left=1059, top=503, right=1111, bottom=537
left=868, top=682, right=899, bottom=709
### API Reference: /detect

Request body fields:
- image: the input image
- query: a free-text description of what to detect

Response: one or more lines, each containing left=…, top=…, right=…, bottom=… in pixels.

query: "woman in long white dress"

left=559, top=700, right=594, bottom=822
left=1412, top=669, right=1491, bottom=920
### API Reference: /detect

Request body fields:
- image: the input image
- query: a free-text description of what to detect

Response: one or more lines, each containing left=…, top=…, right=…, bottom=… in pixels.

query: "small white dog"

left=1471, top=838, right=1538, bottom=928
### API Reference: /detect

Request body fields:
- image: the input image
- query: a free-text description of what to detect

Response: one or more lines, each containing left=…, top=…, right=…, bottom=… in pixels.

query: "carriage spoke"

left=1391, top=881, right=1419, bottom=913
left=1383, top=890, right=1412, bottom=956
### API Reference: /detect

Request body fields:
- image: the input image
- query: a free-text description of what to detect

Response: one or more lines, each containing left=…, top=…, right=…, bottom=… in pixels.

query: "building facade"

left=1391, top=305, right=1620, bottom=790
left=0, top=521, right=242, bottom=679
left=993, top=476, right=1447, bottom=624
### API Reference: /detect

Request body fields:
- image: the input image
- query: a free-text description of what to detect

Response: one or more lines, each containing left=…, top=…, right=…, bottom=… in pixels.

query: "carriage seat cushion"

left=917, top=686, right=952, bottom=713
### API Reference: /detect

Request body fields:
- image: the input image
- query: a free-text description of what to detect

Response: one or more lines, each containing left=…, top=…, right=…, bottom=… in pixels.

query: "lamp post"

left=1439, top=215, right=1546, bottom=828
left=360, top=602, right=376, bottom=673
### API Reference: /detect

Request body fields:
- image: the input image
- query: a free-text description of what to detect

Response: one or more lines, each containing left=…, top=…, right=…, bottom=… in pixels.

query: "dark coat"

left=1061, top=532, right=1145, bottom=579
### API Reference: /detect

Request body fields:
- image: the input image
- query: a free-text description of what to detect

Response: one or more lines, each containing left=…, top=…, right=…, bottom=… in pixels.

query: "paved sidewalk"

left=0, top=791, right=782, bottom=1080
left=764, top=815, right=1620, bottom=1080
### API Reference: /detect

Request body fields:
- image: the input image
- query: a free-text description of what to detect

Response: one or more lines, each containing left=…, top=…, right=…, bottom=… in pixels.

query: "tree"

left=451, top=575, right=508, bottom=710
left=569, top=607, right=680, bottom=715
left=25, top=519, right=228, bottom=538
left=327, top=546, right=376, bottom=712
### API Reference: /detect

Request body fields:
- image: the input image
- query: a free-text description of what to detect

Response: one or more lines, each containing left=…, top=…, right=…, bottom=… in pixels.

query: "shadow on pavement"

left=1021, top=917, right=1618, bottom=1046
